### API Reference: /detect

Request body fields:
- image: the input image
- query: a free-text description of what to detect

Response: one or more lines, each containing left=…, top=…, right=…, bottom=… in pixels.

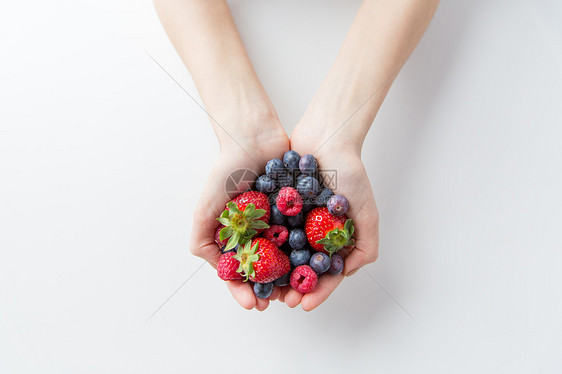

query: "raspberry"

left=262, top=225, right=289, bottom=247
left=290, top=265, right=318, bottom=293
left=217, top=252, right=243, bottom=281
left=215, top=225, right=227, bottom=246
left=276, top=187, right=303, bottom=216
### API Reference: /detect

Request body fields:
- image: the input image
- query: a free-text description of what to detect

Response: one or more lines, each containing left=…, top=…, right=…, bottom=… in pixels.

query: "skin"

left=154, top=0, right=440, bottom=311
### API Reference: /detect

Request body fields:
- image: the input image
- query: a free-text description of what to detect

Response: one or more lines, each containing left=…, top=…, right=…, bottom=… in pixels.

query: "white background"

left=1, top=0, right=561, bottom=373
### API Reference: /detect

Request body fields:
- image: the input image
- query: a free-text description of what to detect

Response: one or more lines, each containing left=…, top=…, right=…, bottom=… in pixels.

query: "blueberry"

left=283, top=150, right=301, bottom=170
left=289, top=228, right=307, bottom=249
left=270, top=205, right=286, bottom=225
left=290, top=248, right=311, bottom=267
left=265, top=158, right=285, bottom=178
left=256, top=174, right=276, bottom=193
left=302, top=200, right=315, bottom=213
left=327, top=194, right=349, bottom=216
left=276, top=170, right=294, bottom=188
left=296, top=173, right=307, bottom=185
left=315, top=188, right=334, bottom=206
left=269, top=190, right=279, bottom=205
left=221, top=244, right=239, bottom=254
left=274, top=272, right=291, bottom=287
left=297, top=176, right=320, bottom=197
left=280, top=242, right=292, bottom=256
left=287, top=211, right=304, bottom=227
left=299, top=154, right=318, bottom=175
left=253, top=282, right=274, bottom=299
left=328, top=253, right=344, bottom=275
left=309, top=252, right=331, bottom=274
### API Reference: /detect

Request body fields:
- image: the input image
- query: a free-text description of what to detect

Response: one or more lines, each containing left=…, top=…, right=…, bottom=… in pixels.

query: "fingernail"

left=346, top=268, right=360, bottom=277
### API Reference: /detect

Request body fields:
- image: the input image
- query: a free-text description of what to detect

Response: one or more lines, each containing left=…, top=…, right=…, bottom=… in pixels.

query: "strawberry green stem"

left=217, top=202, right=269, bottom=250
left=316, top=219, right=355, bottom=257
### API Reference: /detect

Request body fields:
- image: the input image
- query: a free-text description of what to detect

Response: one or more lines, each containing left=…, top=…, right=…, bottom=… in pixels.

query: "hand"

left=283, top=122, right=380, bottom=311
left=190, top=115, right=290, bottom=311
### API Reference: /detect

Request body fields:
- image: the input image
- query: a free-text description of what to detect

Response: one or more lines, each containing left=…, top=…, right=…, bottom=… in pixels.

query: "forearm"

left=154, top=0, right=277, bottom=146
left=302, top=0, right=440, bottom=151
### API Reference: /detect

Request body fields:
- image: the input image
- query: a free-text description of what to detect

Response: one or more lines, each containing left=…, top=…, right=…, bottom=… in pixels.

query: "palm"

left=190, top=132, right=289, bottom=311
left=285, top=134, right=380, bottom=310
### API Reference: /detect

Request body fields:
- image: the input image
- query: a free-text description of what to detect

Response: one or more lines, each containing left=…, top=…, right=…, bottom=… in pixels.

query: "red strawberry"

left=305, top=207, right=355, bottom=256
left=217, top=252, right=243, bottom=281
left=233, top=237, right=290, bottom=283
left=217, top=191, right=271, bottom=251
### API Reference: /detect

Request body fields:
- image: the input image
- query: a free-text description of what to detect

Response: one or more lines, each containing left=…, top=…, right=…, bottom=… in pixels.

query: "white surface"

left=1, top=0, right=561, bottom=373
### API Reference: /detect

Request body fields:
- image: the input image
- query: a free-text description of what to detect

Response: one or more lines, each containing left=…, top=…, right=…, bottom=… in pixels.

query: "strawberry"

left=217, top=252, right=243, bottom=281
left=233, top=237, right=290, bottom=283
left=305, top=207, right=355, bottom=256
left=217, top=191, right=271, bottom=251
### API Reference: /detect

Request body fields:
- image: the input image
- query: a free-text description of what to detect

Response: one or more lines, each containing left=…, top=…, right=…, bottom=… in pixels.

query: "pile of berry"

left=215, top=151, right=354, bottom=299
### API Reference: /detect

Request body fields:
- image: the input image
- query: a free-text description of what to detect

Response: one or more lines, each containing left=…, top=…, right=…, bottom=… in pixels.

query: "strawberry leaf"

left=250, top=220, right=270, bottom=229
left=225, top=231, right=241, bottom=251
left=345, top=219, right=354, bottom=236
left=243, top=203, right=256, bottom=217
left=226, top=201, right=241, bottom=214
left=219, top=226, right=234, bottom=241
left=246, top=208, right=266, bottom=220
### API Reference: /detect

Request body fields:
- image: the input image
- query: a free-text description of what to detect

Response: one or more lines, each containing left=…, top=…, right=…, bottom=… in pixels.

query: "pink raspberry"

left=217, top=252, right=243, bottom=281
left=290, top=265, right=318, bottom=293
left=215, top=225, right=227, bottom=246
left=276, top=187, right=303, bottom=216
left=262, top=225, right=289, bottom=247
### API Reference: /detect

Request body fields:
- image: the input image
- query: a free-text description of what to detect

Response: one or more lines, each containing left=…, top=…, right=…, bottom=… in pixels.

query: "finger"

left=268, top=286, right=281, bottom=302
left=284, top=288, right=304, bottom=308
left=189, top=167, right=232, bottom=265
left=278, top=286, right=290, bottom=303
left=300, top=273, right=345, bottom=311
left=192, top=242, right=222, bottom=268
left=343, top=243, right=378, bottom=276
left=255, top=297, right=270, bottom=311
left=226, top=280, right=256, bottom=310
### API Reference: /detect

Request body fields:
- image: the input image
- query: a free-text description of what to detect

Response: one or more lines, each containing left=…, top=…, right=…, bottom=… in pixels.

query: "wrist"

left=292, top=105, right=367, bottom=158
left=216, top=106, right=288, bottom=154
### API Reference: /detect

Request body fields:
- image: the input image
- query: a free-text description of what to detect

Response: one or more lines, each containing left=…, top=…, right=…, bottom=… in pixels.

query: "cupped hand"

left=190, top=117, right=289, bottom=311
left=285, top=125, right=380, bottom=311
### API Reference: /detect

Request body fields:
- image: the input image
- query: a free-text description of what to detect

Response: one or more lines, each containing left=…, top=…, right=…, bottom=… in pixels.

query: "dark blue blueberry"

left=287, top=211, right=304, bottom=227
left=296, top=173, right=307, bottom=185
left=255, top=174, right=276, bottom=193
left=221, top=244, right=239, bottom=254
left=315, top=188, right=334, bottom=206
left=302, top=200, right=315, bottom=213
left=265, top=158, right=285, bottom=178
left=327, top=194, right=349, bottom=216
left=280, top=242, right=292, bottom=256
left=283, top=150, right=301, bottom=170
left=290, top=248, right=311, bottom=267
left=269, top=190, right=280, bottom=205
left=270, top=205, right=286, bottom=225
left=299, top=154, right=318, bottom=175
left=274, top=272, right=291, bottom=287
left=328, top=253, right=344, bottom=275
left=276, top=170, right=294, bottom=188
left=297, top=176, right=320, bottom=197
left=309, top=252, right=331, bottom=274
left=253, top=282, right=274, bottom=299
left=289, top=228, right=307, bottom=249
